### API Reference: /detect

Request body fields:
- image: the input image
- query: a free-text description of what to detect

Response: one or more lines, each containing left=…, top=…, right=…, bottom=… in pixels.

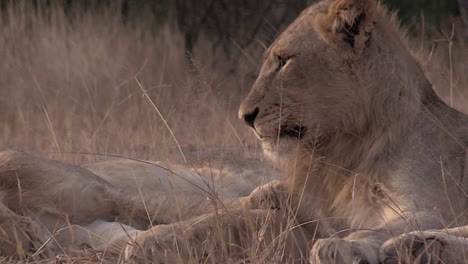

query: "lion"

left=126, top=0, right=468, bottom=263
left=0, top=150, right=278, bottom=259
left=2, top=0, right=468, bottom=263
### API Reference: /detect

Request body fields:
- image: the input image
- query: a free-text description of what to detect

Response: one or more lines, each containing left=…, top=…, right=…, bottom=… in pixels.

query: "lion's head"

left=239, top=0, right=428, bottom=162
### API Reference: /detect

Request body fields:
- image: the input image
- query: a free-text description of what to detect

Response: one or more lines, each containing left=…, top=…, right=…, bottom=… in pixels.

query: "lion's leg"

left=380, top=227, right=468, bottom=264
left=437, top=225, right=468, bottom=237
left=38, top=219, right=144, bottom=257
left=0, top=202, right=47, bottom=258
left=241, top=180, right=288, bottom=210
left=121, top=179, right=289, bottom=228
left=310, top=212, right=448, bottom=264
left=125, top=209, right=311, bottom=264
left=83, top=220, right=142, bottom=252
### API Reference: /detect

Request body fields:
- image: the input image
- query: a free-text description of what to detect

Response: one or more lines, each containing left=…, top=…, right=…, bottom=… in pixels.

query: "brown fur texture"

left=237, top=0, right=468, bottom=263
left=125, top=0, right=468, bottom=263
left=0, top=150, right=276, bottom=258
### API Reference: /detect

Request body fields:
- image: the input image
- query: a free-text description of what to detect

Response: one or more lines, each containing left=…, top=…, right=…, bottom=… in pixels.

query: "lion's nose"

left=241, top=107, right=259, bottom=128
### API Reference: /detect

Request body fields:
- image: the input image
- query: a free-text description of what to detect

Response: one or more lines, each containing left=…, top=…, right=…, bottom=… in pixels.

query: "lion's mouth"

left=253, top=125, right=307, bottom=141
left=279, top=125, right=307, bottom=139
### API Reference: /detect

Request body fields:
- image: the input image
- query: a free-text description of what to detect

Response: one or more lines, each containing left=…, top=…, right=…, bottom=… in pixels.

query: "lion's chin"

left=261, top=137, right=300, bottom=168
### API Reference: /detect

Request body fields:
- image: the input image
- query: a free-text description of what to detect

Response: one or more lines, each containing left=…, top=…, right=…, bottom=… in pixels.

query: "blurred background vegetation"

left=1, top=0, right=466, bottom=63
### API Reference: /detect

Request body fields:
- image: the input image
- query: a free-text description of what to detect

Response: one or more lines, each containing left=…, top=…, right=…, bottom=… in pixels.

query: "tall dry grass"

left=0, top=2, right=264, bottom=166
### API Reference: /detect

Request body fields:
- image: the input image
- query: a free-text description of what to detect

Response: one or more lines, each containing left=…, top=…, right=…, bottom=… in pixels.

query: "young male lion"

left=128, top=0, right=468, bottom=263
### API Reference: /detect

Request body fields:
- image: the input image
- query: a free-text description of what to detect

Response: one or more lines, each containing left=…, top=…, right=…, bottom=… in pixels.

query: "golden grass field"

left=0, top=2, right=265, bottom=166
left=0, top=1, right=467, bottom=263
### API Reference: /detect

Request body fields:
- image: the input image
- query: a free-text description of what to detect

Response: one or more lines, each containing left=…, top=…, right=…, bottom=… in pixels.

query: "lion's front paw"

left=310, top=238, right=378, bottom=264
left=380, top=231, right=446, bottom=264
left=243, top=180, right=286, bottom=210
left=124, top=225, right=186, bottom=264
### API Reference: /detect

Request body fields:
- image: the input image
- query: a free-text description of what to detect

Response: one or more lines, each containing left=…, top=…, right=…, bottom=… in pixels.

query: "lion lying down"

left=2, top=0, right=468, bottom=263
left=0, top=151, right=281, bottom=258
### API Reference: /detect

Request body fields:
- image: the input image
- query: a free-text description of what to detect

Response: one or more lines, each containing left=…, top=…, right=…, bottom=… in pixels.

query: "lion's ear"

left=315, top=0, right=377, bottom=57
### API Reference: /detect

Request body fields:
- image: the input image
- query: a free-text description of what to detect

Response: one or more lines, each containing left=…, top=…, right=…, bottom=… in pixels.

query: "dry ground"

left=0, top=2, right=467, bottom=263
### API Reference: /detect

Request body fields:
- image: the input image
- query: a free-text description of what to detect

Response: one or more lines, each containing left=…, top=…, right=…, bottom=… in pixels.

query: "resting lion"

left=127, top=0, right=468, bottom=262
left=0, top=151, right=279, bottom=259
left=1, top=0, right=468, bottom=263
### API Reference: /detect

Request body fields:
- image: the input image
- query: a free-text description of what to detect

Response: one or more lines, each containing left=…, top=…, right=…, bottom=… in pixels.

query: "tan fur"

left=237, top=0, right=468, bottom=262
left=125, top=0, right=468, bottom=262
left=0, top=150, right=276, bottom=258
left=50, top=0, right=468, bottom=262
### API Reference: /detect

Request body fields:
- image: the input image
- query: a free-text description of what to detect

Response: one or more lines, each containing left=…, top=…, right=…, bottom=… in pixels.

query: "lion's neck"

left=286, top=83, right=422, bottom=222
left=284, top=122, right=411, bottom=230
left=288, top=111, right=413, bottom=184
left=285, top=74, right=462, bottom=227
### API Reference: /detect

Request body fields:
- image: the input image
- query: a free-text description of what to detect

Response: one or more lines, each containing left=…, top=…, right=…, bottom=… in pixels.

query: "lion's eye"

left=276, top=55, right=291, bottom=72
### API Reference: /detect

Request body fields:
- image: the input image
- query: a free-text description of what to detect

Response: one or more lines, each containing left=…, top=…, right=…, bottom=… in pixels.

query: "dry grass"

left=0, top=2, right=263, bottom=166
left=0, top=1, right=467, bottom=263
